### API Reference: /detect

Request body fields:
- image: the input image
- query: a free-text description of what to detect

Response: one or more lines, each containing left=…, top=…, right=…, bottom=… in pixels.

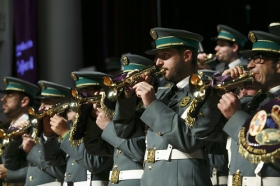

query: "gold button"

left=114, top=164, right=118, bottom=168
left=156, top=132, right=162, bottom=136
left=148, top=165, right=152, bottom=170
left=71, top=162, right=74, bottom=165
left=199, top=112, right=203, bottom=116
left=39, top=150, right=41, bottom=153
left=68, top=174, right=71, bottom=178
left=29, top=176, right=33, bottom=181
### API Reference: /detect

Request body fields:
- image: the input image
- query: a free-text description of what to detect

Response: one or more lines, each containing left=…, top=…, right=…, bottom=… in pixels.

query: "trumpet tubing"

left=197, top=53, right=218, bottom=66
left=103, top=65, right=165, bottom=101
left=0, top=121, right=33, bottom=155
left=212, top=71, right=254, bottom=91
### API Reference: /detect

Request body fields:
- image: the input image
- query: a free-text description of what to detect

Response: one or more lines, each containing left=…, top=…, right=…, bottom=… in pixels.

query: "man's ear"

left=21, top=96, right=30, bottom=107
left=183, top=50, right=192, bottom=62
left=276, top=61, right=280, bottom=74
left=232, top=43, right=239, bottom=53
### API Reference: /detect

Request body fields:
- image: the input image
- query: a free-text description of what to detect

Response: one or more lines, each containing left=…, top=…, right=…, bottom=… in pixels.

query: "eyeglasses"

left=248, top=55, right=280, bottom=64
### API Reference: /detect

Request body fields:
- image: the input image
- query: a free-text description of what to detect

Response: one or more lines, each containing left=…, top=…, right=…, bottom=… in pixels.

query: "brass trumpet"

left=197, top=53, right=218, bottom=66
left=103, top=65, right=165, bottom=101
left=29, top=88, right=102, bottom=120
left=185, top=70, right=254, bottom=127
left=212, top=71, right=254, bottom=91
left=0, top=120, right=36, bottom=155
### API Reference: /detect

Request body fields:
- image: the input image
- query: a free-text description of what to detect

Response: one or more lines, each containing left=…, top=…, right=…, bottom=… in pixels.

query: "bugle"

left=103, top=65, right=165, bottom=101
left=197, top=53, right=218, bottom=66
left=0, top=120, right=36, bottom=155
left=185, top=70, right=254, bottom=127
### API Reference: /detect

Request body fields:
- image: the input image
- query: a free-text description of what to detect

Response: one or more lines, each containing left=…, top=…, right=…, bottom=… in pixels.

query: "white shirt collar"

left=176, top=76, right=190, bottom=89
left=268, top=85, right=280, bottom=94
left=10, top=113, right=29, bottom=125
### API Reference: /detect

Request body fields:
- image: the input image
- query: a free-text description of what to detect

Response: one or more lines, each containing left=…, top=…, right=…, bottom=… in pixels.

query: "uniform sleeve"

left=102, top=121, right=146, bottom=162
left=27, top=144, right=65, bottom=181
left=40, top=136, right=67, bottom=166
left=223, top=110, right=250, bottom=143
left=6, top=167, right=27, bottom=183
left=84, top=117, right=114, bottom=156
left=60, top=135, right=113, bottom=174
left=2, top=138, right=27, bottom=170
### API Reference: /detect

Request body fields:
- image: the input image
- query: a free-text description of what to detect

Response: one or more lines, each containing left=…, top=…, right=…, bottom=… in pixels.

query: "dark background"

left=81, top=0, right=280, bottom=72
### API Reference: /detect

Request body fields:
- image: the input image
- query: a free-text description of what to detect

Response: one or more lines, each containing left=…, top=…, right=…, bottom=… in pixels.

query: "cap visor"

left=239, top=50, right=253, bottom=58
left=145, top=48, right=158, bottom=55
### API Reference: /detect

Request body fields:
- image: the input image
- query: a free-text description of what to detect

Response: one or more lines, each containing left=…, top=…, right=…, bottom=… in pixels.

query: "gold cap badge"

left=122, top=56, right=129, bottom=66
left=248, top=31, right=257, bottom=43
left=150, top=29, right=157, bottom=40
left=71, top=72, right=77, bottom=81
left=39, top=82, right=46, bottom=90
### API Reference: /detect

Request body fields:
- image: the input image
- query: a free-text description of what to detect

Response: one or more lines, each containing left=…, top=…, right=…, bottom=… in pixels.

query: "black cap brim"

left=239, top=50, right=253, bottom=58
left=35, top=95, right=66, bottom=100
left=239, top=49, right=280, bottom=57
left=145, top=48, right=158, bottom=55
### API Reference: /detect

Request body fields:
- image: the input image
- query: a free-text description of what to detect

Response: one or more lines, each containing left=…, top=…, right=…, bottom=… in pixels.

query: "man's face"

left=77, top=86, right=102, bottom=97
left=1, top=91, right=23, bottom=117
left=247, top=53, right=280, bottom=91
left=39, top=98, right=61, bottom=112
left=214, top=40, right=236, bottom=63
left=155, top=48, right=190, bottom=83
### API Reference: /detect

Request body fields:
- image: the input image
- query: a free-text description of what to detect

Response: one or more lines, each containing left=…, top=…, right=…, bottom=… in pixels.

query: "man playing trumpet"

left=41, top=73, right=113, bottom=186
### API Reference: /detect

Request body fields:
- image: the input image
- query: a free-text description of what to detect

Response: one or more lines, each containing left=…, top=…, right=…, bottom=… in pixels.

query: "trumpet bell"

left=28, top=107, right=36, bottom=116
left=190, top=74, right=207, bottom=102
left=103, top=76, right=114, bottom=86
left=71, top=88, right=79, bottom=99
left=0, top=129, right=5, bottom=138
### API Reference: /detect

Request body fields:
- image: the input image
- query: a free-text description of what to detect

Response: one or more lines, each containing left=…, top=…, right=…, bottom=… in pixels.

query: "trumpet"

left=212, top=71, right=254, bottom=91
left=185, top=70, right=254, bottom=127
left=29, top=88, right=102, bottom=120
left=103, top=65, right=165, bottom=101
left=0, top=120, right=36, bottom=155
left=197, top=53, right=218, bottom=66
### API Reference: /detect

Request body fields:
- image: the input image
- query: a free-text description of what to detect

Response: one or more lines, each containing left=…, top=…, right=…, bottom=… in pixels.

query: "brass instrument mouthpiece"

left=197, top=53, right=219, bottom=66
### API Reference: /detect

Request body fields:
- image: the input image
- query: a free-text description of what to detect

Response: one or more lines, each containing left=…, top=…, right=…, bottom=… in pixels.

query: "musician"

left=198, top=24, right=248, bottom=72
left=110, top=28, right=225, bottom=186
left=41, top=73, right=113, bottom=186
left=198, top=24, right=250, bottom=186
left=84, top=53, right=159, bottom=186
left=218, top=30, right=280, bottom=186
left=0, top=77, right=39, bottom=186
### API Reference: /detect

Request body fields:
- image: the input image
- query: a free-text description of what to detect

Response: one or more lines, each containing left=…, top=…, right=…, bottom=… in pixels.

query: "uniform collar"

left=176, top=76, right=190, bottom=89
left=228, top=57, right=248, bottom=68
left=11, top=113, right=29, bottom=125
left=268, top=85, right=280, bottom=94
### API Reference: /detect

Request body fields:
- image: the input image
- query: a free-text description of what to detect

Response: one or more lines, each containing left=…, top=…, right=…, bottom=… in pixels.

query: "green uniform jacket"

left=113, top=82, right=223, bottom=186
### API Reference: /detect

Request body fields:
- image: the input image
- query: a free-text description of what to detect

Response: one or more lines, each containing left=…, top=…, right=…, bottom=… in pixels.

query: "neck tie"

left=168, top=84, right=178, bottom=99
left=160, top=84, right=178, bottom=105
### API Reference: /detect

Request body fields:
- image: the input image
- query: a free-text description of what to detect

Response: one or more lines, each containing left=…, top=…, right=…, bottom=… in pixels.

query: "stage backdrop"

left=12, top=0, right=38, bottom=84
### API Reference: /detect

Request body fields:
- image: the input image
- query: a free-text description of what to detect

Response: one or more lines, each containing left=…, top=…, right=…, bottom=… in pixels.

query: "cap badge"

left=3, top=78, right=7, bottom=85
left=217, top=25, right=221, bottom=33
left=39, top=82, right=46, bottom=90
left=71, top=72, right=77, bottom=81
left=122, top=56, right=129, bottom=66
left=248, top=31, right=257, bottom=43
left=150, top=29, right=158, bottom=40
